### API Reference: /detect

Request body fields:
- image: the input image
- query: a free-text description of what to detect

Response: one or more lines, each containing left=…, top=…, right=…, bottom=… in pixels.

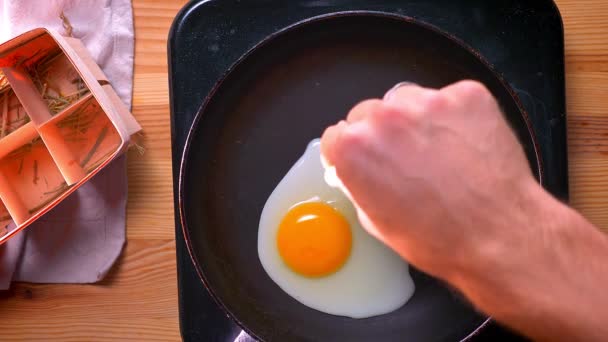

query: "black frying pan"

left=179, top=12, right=540, bottom=342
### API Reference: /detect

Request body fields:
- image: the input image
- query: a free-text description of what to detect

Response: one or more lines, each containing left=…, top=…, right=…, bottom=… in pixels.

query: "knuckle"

left=455, top=80, right=491, bottom=99
left=373, top=103, right=418, bottom=131
left=347, top=99, right=385, bottom=123
left=356, top=99, right=384, bottom=112
left=421, top=90, right=449, bottom=112
left=374, top=103, right=403, bottom=122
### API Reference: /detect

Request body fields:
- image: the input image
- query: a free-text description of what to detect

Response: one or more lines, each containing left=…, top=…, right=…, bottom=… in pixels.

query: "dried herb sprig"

left=24, top=51, right=91, bottom=115
left=29, top=182, right=71, bottom=214
left=6, top=137, right=43, bottom=161
left=0, top=89, right=30, bottom=138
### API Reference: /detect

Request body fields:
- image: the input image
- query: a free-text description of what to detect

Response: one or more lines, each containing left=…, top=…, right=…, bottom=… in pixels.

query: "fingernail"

left=383, top=81, right=417, bottom=101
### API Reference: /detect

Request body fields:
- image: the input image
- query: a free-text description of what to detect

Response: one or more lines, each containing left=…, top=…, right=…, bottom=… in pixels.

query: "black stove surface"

left=168, top=1, right=566, bottom=341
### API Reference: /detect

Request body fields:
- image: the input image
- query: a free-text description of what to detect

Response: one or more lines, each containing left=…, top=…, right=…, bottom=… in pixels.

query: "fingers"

left=383, top=83, right=438, bottom=107
left=322, top=82, right=419, bottom=165
left=441, top=79, right=488, bottom=96
left=346, top=99, right=384, bottom=123
left=383, top=80, right=492, bottom=110
left=341, top=82, right=435, bottom=127
left=322, top=80, right=494, bottom=167
left=323, top=122, right=379, bottom=195
left=320, top=120, right=347, bottom=166
left=384, top=82, right=431, bottom=104
left=385, top=80, right=493, bottom=113
left=323, top=97, right=385, bottom=165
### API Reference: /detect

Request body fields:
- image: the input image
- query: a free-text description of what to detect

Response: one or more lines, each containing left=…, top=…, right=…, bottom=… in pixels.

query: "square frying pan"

left=169, top=1, right=566, bottom=341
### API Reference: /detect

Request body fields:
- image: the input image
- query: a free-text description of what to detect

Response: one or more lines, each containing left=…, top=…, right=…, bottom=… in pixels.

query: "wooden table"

left=0, top=0, right=606, bottom=340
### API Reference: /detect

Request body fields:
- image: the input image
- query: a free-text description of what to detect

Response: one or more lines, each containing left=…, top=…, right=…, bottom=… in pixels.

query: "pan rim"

left=178, top=10, right=542, bottom=342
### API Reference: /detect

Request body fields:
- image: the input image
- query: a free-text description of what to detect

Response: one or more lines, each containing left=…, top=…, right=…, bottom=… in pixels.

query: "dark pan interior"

left=181, top=13, right=540, bottom=342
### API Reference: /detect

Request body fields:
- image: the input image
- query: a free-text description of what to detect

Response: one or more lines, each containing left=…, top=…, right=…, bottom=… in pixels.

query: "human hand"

left=321, top=81, right=608, bottom=342
left=321, top=81, right=538, bottom=280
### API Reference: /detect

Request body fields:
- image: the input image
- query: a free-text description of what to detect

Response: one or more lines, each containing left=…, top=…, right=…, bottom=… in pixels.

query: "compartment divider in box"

left=1, top=66, right=86, bottom=185
left=0, top=170, right=29, bottom=224
left=0, top=122, right=37, bottom=159
left=39, top=92, right=93, bottom=128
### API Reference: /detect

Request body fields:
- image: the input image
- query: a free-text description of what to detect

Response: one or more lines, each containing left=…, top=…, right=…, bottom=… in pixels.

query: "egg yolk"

left=277, top=202, right=352, bottom=278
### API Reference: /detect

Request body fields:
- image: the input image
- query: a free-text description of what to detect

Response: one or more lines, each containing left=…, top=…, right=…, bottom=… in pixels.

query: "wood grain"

left=0, top=0, right=606, bottom=341
left=0, top=0, right=187, bottom=341
left=558, top=0, right=608, bottom=229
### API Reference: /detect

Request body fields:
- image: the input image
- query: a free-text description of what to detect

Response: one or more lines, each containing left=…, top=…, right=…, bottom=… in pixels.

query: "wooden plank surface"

left=0, top=0, right=607, bottom=340
left=0, top=0, right=187, bottom=341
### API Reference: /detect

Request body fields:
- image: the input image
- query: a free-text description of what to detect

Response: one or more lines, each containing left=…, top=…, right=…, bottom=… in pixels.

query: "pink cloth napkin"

left=0, top=0, right=134, bottom=289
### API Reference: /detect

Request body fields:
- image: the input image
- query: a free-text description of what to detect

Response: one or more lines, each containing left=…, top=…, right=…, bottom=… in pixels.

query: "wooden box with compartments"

left=0, top=28, right=141, bottom=244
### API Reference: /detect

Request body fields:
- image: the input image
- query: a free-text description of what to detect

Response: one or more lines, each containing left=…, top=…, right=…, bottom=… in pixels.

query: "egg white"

left=258, top=139, right=415, bottom=319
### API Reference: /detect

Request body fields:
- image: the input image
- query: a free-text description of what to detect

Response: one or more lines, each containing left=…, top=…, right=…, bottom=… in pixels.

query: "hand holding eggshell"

left=320, top=80, right=540, bottom=298
left=321, top=80, right=608, bottom=342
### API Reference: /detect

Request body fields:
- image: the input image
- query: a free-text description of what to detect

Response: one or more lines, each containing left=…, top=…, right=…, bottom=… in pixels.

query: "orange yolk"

left=277, top=202, right=352, bottom=278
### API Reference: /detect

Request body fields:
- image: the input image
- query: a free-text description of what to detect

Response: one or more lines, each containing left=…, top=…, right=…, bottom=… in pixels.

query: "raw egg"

left=258, top=139, right=415, bottom=318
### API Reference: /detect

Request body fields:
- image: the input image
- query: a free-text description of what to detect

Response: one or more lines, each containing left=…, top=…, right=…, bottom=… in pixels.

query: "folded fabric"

left=0, top=0, right=134, bottom=289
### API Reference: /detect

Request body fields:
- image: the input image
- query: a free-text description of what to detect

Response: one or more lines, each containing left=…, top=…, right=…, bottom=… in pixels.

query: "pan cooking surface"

left=180, top=13, right=539, bottom=341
